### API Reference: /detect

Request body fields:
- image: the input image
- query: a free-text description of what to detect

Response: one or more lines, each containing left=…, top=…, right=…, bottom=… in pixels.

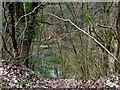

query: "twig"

left=0, top=32, right=14, bottom=57
left=97, top=24, right=117, bottom=37
left=47, top=13, right=119, bottom=62
left=98, top=24, right=113, bottom=29
left=18, top=2, right=28, bottom=40
left=15, top=2, right=44, bottom=27
left=107, top=2, right=113, bottom=13
left=2, top=2, right=9, bottom=33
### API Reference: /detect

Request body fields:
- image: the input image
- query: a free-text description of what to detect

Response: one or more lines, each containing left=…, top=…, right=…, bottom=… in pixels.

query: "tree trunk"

left=22, top=2, right=38, bottom=67
left=8, top=2, right=19, bottom=61
left=115, top=1, right=120, bottom=73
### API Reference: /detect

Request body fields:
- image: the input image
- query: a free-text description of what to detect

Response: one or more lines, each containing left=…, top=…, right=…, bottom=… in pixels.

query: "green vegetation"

left=1, top=2, right=120, bottom=81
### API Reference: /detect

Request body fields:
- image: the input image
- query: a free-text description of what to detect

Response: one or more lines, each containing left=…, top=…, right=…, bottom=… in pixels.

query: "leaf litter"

left=0, top=62, right=120, bottom=89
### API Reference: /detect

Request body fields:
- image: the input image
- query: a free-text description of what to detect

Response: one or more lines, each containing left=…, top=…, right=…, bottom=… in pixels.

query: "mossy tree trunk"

left=22, top=2, right=38, bottom=67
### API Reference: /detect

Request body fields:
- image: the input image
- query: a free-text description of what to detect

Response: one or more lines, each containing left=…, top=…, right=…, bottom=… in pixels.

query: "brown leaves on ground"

left=0, top=62, right=120, bottom=89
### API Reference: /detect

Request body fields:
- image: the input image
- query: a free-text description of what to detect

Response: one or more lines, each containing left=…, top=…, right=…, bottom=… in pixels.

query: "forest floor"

left=0, top=62, right=120, bottom=89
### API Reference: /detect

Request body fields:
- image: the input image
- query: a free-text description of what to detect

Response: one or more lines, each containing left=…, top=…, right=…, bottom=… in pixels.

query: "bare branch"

left=18, top=2, right=28, bottom=40
left=47, top=12, right=119, bottom=62
left=15, top=2, right=44, bottom=27
left=0, top=32, right=14, bottom=57
left=97, top=24, right=118, bottom=38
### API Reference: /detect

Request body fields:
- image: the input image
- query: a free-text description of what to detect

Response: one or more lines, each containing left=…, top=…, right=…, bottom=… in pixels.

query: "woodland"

left=0, top=1, right=120, bottom=89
